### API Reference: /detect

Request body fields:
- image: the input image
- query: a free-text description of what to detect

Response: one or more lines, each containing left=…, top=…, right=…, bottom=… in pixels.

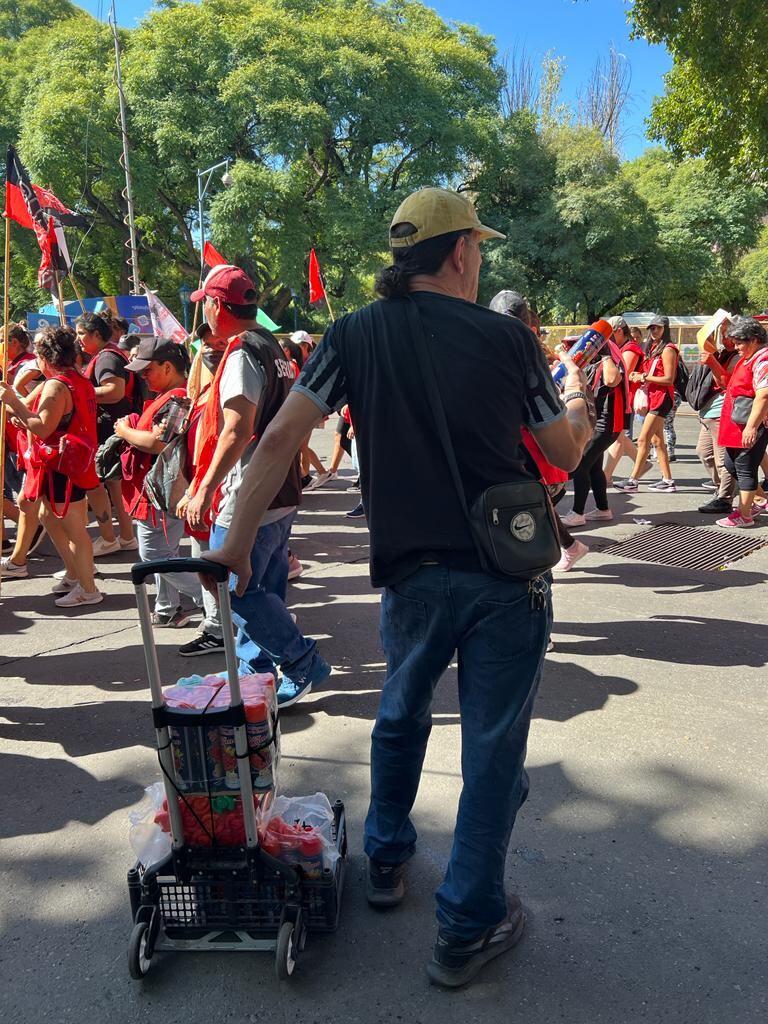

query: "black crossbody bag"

left=405, top=297, right=561, bottom=581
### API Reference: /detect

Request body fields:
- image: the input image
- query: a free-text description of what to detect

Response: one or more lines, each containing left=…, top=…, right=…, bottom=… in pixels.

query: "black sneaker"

left=346, top=501, right=366, bottom=519
left=366, top=859, right=406, bottom=907
left=301, top=474, right=313, bottom=489
left=2, top=536, right=13, bottom=556
left=427, top=897, right=527, bottom=988
left=178, top=630, right=226, bottom=656
left=698, top=497, right=733, bottom=514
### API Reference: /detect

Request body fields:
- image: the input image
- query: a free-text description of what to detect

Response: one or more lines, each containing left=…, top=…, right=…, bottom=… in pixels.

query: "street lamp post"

left=178, top=283, right=192, bottom=331
left=196, top=159, right=233, bottom=277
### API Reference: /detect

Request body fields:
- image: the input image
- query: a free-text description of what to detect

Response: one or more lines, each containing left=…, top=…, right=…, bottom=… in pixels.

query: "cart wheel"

left=128, top=921, right=152, bottom=980
left=275, top=922, right=297, bottom=981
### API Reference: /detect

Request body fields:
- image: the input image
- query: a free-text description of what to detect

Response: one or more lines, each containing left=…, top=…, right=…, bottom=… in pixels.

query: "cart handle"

left=131, top=557, right=229, bottom=586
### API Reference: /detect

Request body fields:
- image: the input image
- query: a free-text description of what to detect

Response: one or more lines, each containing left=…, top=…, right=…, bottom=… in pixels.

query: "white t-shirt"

left=214, top=347, right=296, bottom=529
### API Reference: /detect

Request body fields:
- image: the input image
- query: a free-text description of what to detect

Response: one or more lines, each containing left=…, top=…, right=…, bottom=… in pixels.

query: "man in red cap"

left=181, top=264, right=330, bottom=706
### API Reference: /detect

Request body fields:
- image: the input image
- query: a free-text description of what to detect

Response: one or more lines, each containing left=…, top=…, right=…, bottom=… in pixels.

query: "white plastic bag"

left=128, top=782, right=172, bottom=867
left=259, top=792, right=340, bottom=876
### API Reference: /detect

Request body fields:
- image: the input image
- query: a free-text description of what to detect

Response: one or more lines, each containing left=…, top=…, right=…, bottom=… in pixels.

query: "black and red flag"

left=5, top=145, right=87, bottom=289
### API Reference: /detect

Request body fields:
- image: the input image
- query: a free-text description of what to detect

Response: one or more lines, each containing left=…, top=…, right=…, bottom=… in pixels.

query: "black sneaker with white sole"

left=426, top=896, right=527, bottom=988
left=178, top=630, right=226, bottom=656
left=366, top=859, right=406, bottom=907
left=28, top=524, right=47, bottom=553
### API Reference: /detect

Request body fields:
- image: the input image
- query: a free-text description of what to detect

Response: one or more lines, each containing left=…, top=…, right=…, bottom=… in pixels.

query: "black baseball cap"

left=126, top=337, right=185, bottom=372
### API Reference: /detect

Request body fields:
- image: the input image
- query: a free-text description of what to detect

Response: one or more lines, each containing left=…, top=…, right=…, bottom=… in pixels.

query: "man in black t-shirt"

left=75, top=313, right=137, bottom=555
left=204, top=188, right=592, bottom=987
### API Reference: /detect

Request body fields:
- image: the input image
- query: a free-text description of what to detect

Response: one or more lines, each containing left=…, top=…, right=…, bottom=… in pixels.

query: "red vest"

left=22, top=370, right=99, bottom=499
left=84, top=342, right=136, bottom=404
left=121, top=387, right=187, bottom=521
left=644, top=345, right=678, bottom=413
left=718, top=350, right=768, bottom=449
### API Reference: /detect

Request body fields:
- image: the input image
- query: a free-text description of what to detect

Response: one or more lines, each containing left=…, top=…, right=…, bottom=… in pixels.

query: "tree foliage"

left=1, top=1, right=767, bottom=326
left=629, top=0, right=768, bottom=174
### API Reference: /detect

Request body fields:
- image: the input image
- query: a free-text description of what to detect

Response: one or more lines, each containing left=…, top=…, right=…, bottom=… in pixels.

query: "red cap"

left=190, top=264, right=258, bottom=304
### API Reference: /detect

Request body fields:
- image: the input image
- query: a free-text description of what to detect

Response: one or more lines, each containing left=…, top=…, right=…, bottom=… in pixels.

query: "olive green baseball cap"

left=389, top=188, right=506, bottom=248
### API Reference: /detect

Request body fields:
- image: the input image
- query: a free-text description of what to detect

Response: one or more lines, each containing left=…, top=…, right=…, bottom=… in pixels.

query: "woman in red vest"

left=715, top=317, right=768, bottom=528
left=114, top=337, right=201, bottom=625
left=615, top=315, right=679, bottom=493
left=0, top=325, right=102, bottom=606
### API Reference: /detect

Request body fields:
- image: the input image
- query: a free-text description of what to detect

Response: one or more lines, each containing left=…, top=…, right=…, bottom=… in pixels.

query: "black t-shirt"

left=92, top=349, right=133, bottom=444
left=294, top=292, right=565, bottom=587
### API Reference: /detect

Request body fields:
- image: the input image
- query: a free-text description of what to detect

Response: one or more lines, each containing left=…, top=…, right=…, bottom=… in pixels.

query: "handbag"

left=37, top=433, right=96, bottom=519
left=405, top=298, right=561, bottom=581
left=731, top=395, right=753, bottom=426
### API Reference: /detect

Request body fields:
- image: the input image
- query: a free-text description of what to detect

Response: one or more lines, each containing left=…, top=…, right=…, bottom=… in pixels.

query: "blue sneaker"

left=277, top=654, right=331, bottom=709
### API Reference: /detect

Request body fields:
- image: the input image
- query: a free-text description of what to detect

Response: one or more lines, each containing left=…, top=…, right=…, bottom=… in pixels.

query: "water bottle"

left=551, top=319, right=614, bottom=388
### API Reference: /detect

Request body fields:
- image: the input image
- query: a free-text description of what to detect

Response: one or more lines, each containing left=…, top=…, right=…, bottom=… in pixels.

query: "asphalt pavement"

left=1, top=414, right=766, bottom=1023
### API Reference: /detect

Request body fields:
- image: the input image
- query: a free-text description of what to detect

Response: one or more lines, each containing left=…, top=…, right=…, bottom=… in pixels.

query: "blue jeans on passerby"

left=210, top=513, right=317, bottom=679
left=363, top=565, right=551, bottom=940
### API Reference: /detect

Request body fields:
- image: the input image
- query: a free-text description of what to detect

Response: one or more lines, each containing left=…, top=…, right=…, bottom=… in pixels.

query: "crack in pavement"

left=0, top=622, right=138, bottom=671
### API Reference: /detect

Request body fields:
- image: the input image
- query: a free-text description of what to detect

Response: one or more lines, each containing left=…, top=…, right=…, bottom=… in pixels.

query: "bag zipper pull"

left=492, top=508, right=499, bottom=526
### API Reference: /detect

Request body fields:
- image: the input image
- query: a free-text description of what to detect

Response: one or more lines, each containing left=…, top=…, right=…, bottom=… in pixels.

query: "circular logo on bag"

left=510, top=511, right=536, bottom=542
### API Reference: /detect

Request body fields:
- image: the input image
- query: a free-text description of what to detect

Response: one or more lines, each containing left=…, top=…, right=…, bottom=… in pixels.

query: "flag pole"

left=55, top=272, right=67, bottom=326
left=324, top=291, right=336, bottom=323
left=68, top=273, right=87, bottom=314
left=0, top=213, right=11, bottom=595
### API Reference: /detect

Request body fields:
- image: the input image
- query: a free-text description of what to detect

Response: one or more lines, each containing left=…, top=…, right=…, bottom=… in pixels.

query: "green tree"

left=1, top=0, right=504, bottom=325
left=477, top=118, right=660, bottom=322
left=624, top=148, right=766, bottom=312
left=629, top=1, right=768, bottom=174
left=739, top=227, right=768, bottom=312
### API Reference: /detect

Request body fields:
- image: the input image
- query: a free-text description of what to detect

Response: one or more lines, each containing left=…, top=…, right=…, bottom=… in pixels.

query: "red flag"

left=308, top=248, right=326, bottom=304
left=203, top=240, right=226, bottom=268
left=5, top=145, right=87, bottom=229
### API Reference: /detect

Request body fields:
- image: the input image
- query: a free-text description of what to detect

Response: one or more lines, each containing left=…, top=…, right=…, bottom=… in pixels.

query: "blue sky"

left=84, top=0, right=670, bottom=160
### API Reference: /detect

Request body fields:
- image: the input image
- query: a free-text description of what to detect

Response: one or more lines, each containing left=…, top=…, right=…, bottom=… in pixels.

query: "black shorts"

left=724, top=429, right=768, bottom=491
left=648, top=393, right=673, bottom=419
left=335, top=417, right=352, bottom=455
left=48, top=470, right=87, bottom=506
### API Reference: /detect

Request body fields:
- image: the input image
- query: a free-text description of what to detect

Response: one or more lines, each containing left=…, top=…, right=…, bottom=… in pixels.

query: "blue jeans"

left=364, top=565, right=551, bottom=940
left=210, top=513, right=317, bottom=679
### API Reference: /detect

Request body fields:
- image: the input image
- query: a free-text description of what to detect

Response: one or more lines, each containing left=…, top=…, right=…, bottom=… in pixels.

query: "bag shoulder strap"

left=403, top=297, right=473, bottom=524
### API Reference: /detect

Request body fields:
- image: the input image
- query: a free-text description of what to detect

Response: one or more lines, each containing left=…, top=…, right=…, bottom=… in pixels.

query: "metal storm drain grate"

left=601, top=522, right=768, bottom=571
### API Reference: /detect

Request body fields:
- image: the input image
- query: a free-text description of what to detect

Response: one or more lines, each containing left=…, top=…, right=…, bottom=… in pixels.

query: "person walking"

left=116, top=337, right=202, bottom=626
left=0, top=325, right=102, bottom=606
left=714, top=317, right=768, bottom=528
left=615, top=315, right=679, bottom=493
left=75, top=313, right=137, bottom=555
left=695, top=329, right=739, bottom=514
left=203, top=189, right=591, bottom=987
left=182, top=264, right=330, bottom=706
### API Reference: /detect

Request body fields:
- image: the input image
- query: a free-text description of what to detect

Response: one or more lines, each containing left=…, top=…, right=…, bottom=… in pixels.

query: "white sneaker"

left=120, top=536, right=139, bottom=551
left=304, top=471, right=332, bottom=491
left=54, top=584, right=104, bottom=607
left=560, top=510, right=586, bottom=528
left=584, top=508, right=613, bottom=521
left=92, top=537, right=121, bottom=558
left=0, top=556, right=28, bottom=578
left=51, top=575, right=79, bottom=594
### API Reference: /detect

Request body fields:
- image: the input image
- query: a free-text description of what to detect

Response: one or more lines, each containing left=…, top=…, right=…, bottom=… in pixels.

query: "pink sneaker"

left=554, top=539, right=589, bottom=571
left=716, top=511, right=754, bottom=529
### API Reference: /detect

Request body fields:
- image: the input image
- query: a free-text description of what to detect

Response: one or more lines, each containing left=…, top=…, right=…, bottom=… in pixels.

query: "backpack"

left=142, top=430, right=190, bottom=515
left=674, top=356, right=690, bottom=399
left=685, top=363, right=716, bottom=412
